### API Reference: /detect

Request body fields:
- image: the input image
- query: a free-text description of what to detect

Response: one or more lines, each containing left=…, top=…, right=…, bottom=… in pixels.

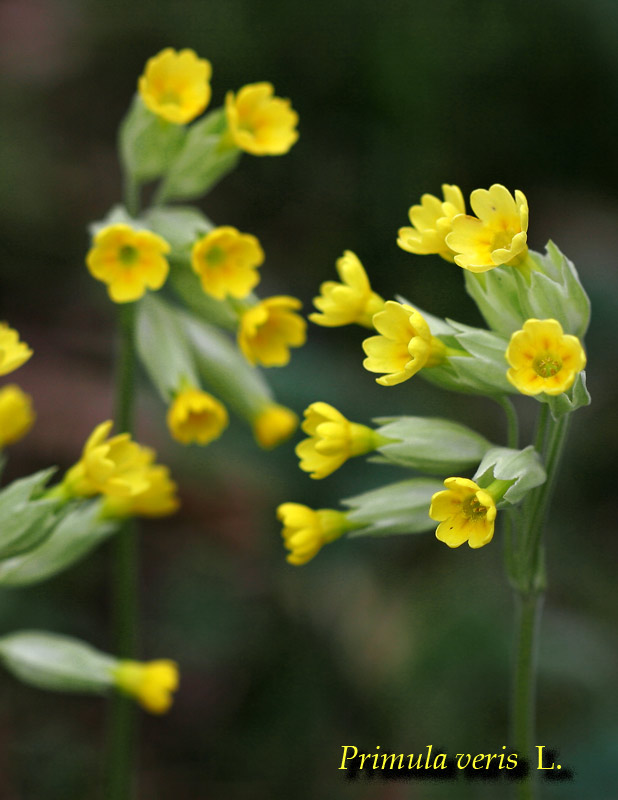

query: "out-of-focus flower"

left=113, top=659, right=179, bottom=714
left=166, top=388, right=228, bottom=445
left=309, top=250, right=384, bottom=328
left=506, top=318, right=586, bottom=396
left=429, top=477, right=497, bottom=548
left=138, top=48, right=212, bottom=124
left=86, top=224, right=170, bottom=303
left=252, top=404, right=298, bottom=449
left=397, top=184, right=465, bottom=262
left=277, top=502, right=348, bottom=565
left=0, top=324, right=32, bottom=376
left=101, top=464, right=179, bottom=519
left=0, top=385, right=35, bottom=447
left=225, top=82, right=298, bottom=155
left=191, top=226, right=264, bottom=300
left=238, top=296, right=306, bottom=367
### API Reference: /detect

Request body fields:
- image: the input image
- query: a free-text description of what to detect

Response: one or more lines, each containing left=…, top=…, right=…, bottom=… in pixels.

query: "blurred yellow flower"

left=138, top=48, right=212, bottom=124
left=252, top=404, right=298, bottom=449
left=446, top=184, right=528, bottom=273
left=0, top=385, right=35, bottom=448
left=362, top=301, right=445, bottom=386
left=397, top=184, right=465, bottom=262
left=86, top=224, right=171, bottom=303
left=277, top=502, right=348, bottom=565
left=309, top=250, right=385, bottom=328
left=225, top=82, right=299, bottom=155
left=166, top=387, right=228, bottom=445
left=113, top=659, right=179, bottom=714
left=429, top=477, right=497, bottom=549
left=191, top=226, right=264, bottom=300
left=0, top=324, right=32, bottom=376
left=101, top=464, right=180, bottom=519
left=238, top=296, right=307, bottom=367
left=296, top=402, right=379, bottom=479
left=506, top=318, right=586, bottom=396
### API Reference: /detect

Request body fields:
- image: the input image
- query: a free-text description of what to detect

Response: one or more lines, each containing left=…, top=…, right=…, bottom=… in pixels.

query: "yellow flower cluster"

left=113, top=659, right=179, bottom=714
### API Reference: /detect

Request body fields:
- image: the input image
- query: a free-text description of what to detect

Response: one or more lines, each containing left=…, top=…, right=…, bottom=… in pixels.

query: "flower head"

left=225, top=82, right=299, bottom=156
left=0, top=324, right=32, bottom=376
left=167, top=388, right=228, bottom=445
left=506, top=318, right=586, bottom=396
left=446, top=184, right=528, bottom=273
left=101, top=464, right=180, bottom=519
left=252, top=404, right=298, bottom=449
left=309, top=250, right=385, bottom=328
left=277, top=502, right=348, bottom=565
left=138, top=48, right=212, bottom=124
left=362, top=301, right=445, bottom=386
left=0, top=385, right=35, bottom=448
left=296, top=402, right=379, bottom=478
left=113, top=659, right=179, bottom=714
left=191, top=226, right=264, bottom=300
left=429, top=477, right=497, bottom=549
left=86, top=224, right=171, bottom=303
left=238, top=296, right=307, bottom=367
left=397, top=184, right=465, bottom=262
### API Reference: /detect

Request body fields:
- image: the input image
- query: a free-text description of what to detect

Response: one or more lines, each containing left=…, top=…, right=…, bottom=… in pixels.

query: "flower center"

left=118, top=245, right=139, bottom=265
left=462, top=494, right=488, bottom=521
left=533, top=352, right=562, bottom=378
left=205, top=245, right=226, bottom=266
left=491, top=229, right=515, bottom=251
left=159, top=89, right=181, bottom=106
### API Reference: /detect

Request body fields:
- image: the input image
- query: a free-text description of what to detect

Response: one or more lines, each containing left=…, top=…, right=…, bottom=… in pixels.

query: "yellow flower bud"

left=238, top=296, right=307, bottom=367
left=0, top=323, right=32, bottom=376
left=0, top=385, right=35, bottom=448
left=252, top=404, right=298, bottom=449
left=191, top=226, right=264, bottom=300
left=113, top=659, right=179, bottom=714
left=277, top=502, right=348, bottom=565
left=225, top=82, right=298, bottom=156
left=138, top=48, right=212, bottom=125
left=166, top=388, right=228, bottom=445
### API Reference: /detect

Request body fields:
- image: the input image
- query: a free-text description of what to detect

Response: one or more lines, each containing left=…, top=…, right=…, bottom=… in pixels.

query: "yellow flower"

left=166, top=387, right=228, bottom=445
left=296, top=402, right=380, bottom=479
left=446, top=184, right=528, bottom=273
left=0, top=385, right=35, bottom=448
left=0, top=324, right=32, bottom=376
left=238, top=296, right=307, bottom=367
left=225, top=82, right=299, bottom=155
left=113, top=659, right=179, bottom=714
left=101, top=464, right=180, bottom=519
left=429, top=477, right=497, bottom=549
left=362, top=301, right=446, bottom=386
left=191, top=226, right=264, bottom=300
left=506, top=318, right=586, bottom=396
left=86, top=224, right=171, bottom=303
left=64, top=421, right=153, bottom=498
left=138, top=48, right=212, bottom=124
left=397, top=184, right=466, bottom=262
left=252, top=404, right=298, bottom=449
left=277, top=503, right=348, bottom=565
left=309, top=250, right=385, bottom=328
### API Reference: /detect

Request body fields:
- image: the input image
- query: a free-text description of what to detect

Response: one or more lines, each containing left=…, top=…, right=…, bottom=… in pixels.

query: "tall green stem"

left=496, top=395, right=519, bottom=449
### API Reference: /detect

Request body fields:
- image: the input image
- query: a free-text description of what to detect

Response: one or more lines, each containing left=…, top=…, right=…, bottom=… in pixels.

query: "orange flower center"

left=462, top=494, right=488, bottom=521
left=533, top=352, right=562, bottom=378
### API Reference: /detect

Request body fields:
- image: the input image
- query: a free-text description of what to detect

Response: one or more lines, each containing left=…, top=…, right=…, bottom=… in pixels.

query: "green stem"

left=495, top=395, right=519, bottom=449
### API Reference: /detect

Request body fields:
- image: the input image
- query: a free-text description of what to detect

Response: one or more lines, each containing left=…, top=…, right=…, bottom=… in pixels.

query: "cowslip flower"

left=191, top=226, right=264, bottom=300
left=446, top=184, right=528, bottom=273
left=166, top=387, right=229, bottom=445
left=277, top=503, right=349, bottom=565
left=506, top=318, right=586, bottom=396
left=0, top=385, right=35, bottom=448
left=362, top=301, right=446, bottom=386
left=252, top=404, right=298, bottom=449
left=238, top=296, right=307, bottom=367
left=397, top=184, right=465, bottom=262
left=86, top=224, right=171, bottom=303
left=101, top=464, right=180, bottom=519
left=309, top=250, right=385, bottom=328
left=225, top=82, right=299, bottom=156
left=63, top=421, right=153, bottom=498
left=113, top=659, right=179, bottom=714
left=138, top=48, right=212, bottom=124
left=0, top=324, right=32, bottom=376
left=296, top=402, right=383, bottom=479
left=429, top=477, right=497, bottom=549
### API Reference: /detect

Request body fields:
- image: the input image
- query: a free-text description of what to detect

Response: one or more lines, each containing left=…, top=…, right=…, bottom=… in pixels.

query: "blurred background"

left=0, top=0, right=617, bottom=797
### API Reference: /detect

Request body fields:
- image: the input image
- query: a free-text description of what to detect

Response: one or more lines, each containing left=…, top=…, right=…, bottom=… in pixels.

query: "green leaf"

left=142, top=205, right=213, bottom=253
left=473, top=445, right=546, bottom=506
left=0, top=469, right=61, bottom=560
left=464, top=267, right=526, bottom=338
left=543, top=371, right=591, bottom=420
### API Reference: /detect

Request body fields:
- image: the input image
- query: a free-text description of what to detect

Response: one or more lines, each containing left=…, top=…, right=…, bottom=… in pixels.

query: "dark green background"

left=0, top=0, right=616, bottom=797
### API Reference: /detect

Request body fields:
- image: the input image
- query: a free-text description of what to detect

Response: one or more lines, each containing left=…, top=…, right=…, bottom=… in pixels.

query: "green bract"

left=474, top=446, right=546, bottom=506
left=0, top=469, right=62, bottom=561
left=120, top=96, right=187, bottom=184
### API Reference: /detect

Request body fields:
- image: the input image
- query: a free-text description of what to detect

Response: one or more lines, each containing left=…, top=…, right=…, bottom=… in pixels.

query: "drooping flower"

left=101, top=464, right=180, bottom=519
left=362, top=301, right=446, bottom=386
left=277, top=502, right=349, bottom=565
left=86, top=224, right=171, bottom=303
left=225, top=82, right=299, bottom=156
left=238, top=296, right=307, bottom=367
left=138, top=48, right=212, bottom=124
left=0, top=324, right=32, bottom=376
left=446, top=184, right=528, bottom=273
left=191, top=226, right=264, bottom=300
left=166, top=388, right=228, bottom=445
left=113, top=659, right=179, bottom=714
left=0, top=385, right=35, bottom=448
left=296, top=402, right=381, bottom=478
left=309, top=250, right=385, bottom=328
left=252, top=404, right=298, bottom=449
left=505, top=318, right=586, bottom=396
left=429, top=477, right=497, bottom=549
left=397, top=184, right=466, bottom=262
